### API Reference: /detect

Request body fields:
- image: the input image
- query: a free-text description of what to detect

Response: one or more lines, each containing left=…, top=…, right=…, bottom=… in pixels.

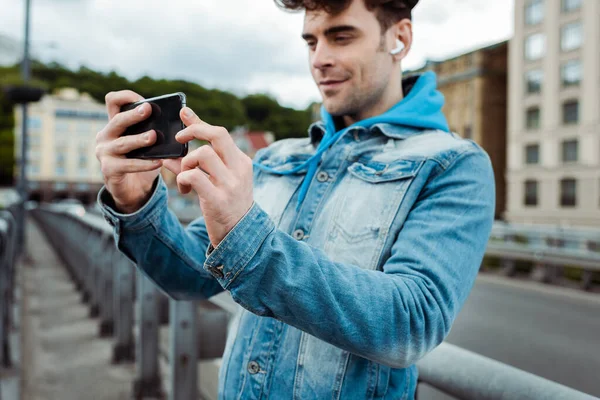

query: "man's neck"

left=341, top=80, right=404, bottom=128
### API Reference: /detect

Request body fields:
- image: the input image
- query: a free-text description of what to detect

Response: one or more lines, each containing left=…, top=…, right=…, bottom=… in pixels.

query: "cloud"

left=0, top=0, right=512, bottom=110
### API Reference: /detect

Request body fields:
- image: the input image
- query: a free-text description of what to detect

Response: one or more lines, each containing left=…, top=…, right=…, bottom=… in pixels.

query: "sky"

left=0, top=0, right=514, bottom=110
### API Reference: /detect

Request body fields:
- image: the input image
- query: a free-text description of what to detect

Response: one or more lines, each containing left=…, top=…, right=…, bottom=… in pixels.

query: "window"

left=526, top=107, right=541, bottom=129
left=27, top=116, right=42, bottom=131
left=525, top=69, right=543, bottom=93
left=78, top=155, right=87, bottom=170
left=561, top=22, right=583, bottom=52
left=561, top=139, right=578, bottom=162
left=560, top=178, right=577, bottom=207
left=525, top=33, right=545, bottom=60
left=524, top=180, right=538, bottom=206
left=562, top=0, right=582, bottom=13
left=562, top=100, right=579, bottom=124
left=55, top=119, right=70, bottom=133
left=55, top=152, right=66, bottom=176
left=525, top=144, right=540, bottom=164
left=561, top=59, right=582, bottom=87
left=525, top=0, right=544, bottom=25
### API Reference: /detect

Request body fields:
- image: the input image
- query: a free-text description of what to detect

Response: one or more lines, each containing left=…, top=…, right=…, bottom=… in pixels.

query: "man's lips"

left=320, top=79, right=348, bottom=88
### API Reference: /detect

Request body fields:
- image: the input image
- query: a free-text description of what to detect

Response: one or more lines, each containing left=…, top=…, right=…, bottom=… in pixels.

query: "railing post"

left=0, top=218, right=11, bottom=368
left=112, top=255, right=135, bottom=363
left=133, top=270, right=163, bottom=399
left=170, top=299, right=198, bottom=400
left=500, top=232, right=517, bottom=276
left=99, top=244, right=115, bottom=337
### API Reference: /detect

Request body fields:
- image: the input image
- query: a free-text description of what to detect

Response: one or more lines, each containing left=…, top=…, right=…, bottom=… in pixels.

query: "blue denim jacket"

left=99, top=121, right=495, bottom=399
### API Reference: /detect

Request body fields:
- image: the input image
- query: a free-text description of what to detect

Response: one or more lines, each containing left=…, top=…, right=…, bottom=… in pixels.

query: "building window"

left=525, top=144, right=540, bottom=164
left=78, top=155, right=87, bottom=170
left=526, top=107, right=541, bottom=129
left=525, top=33, right=546, bottom=60
left=561, top=139, right=578, bottom=162
left=525, top=69, right=543, bottom=93
left=55, top=119, right=70, bottom=133
left=561, top=59, right=582, bottom=87
left=525, top=0, right=544, bottom=25
left=561, top=22, right=583, bottom=52
left=524, top=180, right=538, bottom=206
left=562, top=0, right=582, bottom=13
left=27, top=116, right=42, bottom=131
left=56, top=152, right=66, bottom=176
left=562, top=100, right=579, bottom=124
left=560, top=178, right=577, bottom=207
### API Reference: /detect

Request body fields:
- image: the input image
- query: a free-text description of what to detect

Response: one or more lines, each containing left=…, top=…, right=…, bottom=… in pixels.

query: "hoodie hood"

left=253, top=71, right=449, bottom=210
left=320, top=71, right=449, bottom=136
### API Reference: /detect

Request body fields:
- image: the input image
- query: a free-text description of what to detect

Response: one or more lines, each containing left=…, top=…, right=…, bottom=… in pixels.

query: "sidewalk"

left=20, top=220, right=136, bottom=400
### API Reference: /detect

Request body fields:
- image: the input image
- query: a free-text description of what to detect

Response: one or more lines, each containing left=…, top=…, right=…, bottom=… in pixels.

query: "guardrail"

left=0, top=202, right=21, bottom=399
left=29, top=207, right=598, bottom=400
left=487, top=222, right=600, bottom=290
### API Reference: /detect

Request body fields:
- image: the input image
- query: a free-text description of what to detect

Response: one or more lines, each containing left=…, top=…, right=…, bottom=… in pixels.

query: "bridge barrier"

left=30, top=206, right=599, bottom=400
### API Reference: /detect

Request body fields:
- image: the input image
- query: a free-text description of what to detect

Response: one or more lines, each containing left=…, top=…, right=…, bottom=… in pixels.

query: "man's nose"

left=311, top=42, right=335, bottom=71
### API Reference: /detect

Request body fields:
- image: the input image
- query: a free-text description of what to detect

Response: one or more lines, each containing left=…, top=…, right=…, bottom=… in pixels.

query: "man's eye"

left=334, top=36, right=351, bottom=43
left=306, top=41, right=316, bottom=49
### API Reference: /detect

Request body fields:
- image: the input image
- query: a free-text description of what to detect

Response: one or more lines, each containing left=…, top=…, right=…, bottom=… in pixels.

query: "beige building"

left=410, top=42, right=508, bottom=219
left=14, top=88, right=107, bottom=203
left=507, top=0, right=600, bottom=227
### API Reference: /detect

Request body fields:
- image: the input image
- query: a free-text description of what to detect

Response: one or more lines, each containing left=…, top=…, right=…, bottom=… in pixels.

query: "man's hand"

left=95, top=90, right=163, bottom=214
left=163, top=107, right=254, bottom=248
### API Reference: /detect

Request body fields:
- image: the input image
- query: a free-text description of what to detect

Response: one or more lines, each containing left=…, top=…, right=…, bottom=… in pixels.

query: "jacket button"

left=247, top=361, right=260, bottom=374
left=292, top=229, right=305, bottom=240
left=316, top=171, right=329, bottom=182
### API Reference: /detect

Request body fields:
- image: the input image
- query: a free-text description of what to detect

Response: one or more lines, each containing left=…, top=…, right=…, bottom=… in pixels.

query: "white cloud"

left=0, top=0, right=513, bottom=110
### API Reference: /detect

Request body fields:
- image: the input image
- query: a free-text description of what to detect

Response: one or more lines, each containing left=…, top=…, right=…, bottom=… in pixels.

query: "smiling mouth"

left=320, top=79, right=348, bottom=88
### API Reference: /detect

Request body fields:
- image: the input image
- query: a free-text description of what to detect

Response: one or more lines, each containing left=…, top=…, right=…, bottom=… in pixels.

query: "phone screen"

left=121, top=92, right=188, bottom=159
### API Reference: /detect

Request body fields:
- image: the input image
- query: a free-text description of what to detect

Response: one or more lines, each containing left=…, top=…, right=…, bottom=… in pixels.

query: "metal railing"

left=487, top=222, right=600, bottom=290
left=0, top=201, right=21, bottom=399
left=29, top=207, right=599, bottom=400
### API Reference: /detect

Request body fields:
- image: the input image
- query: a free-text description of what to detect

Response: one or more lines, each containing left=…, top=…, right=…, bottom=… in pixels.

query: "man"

left=95, top=0, right=495, bottom=398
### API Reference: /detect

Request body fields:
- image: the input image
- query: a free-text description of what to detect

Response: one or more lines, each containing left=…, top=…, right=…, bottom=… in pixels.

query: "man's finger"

left=180, top=145, right=231, bottom=184
left=104, top=130, right=157, bottom=156
left=101, top=157, right=162, bottom=177
left=177, top=107, right=239, bottom=166
left=176, top=168, right=215, bottom=197
left=98, top=102, right=152, bottom=141
left=162, top=158, right=183, bottom=175
left=105, top=90, right=144, bottom=119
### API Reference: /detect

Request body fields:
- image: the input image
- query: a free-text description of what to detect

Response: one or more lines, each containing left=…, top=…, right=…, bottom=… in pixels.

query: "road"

left=421, top=274, right=600, bottom=399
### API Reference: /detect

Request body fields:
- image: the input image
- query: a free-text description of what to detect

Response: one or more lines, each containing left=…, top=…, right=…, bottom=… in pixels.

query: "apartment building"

left=507, top=0, right=600, bottom=226
left=13, top=88, right=107, bottom=204
left=409, top=42, right=508, bottom=219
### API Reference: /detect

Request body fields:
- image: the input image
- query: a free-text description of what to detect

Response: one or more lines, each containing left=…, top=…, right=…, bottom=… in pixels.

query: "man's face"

left=302, top=0, right=395, bottom=117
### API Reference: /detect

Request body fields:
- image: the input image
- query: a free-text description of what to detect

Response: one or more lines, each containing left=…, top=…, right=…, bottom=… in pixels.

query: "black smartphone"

left=120, top=92, right=188, bottom=159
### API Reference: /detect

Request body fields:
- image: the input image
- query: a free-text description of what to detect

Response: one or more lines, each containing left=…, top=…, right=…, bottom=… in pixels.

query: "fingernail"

left=144, top=132, right=151, bottom=140
left=137, top=104, right=145, bottom=115
left=153, top=159, right=161, bottom=164
left=184, top=107, right=193, bottom=117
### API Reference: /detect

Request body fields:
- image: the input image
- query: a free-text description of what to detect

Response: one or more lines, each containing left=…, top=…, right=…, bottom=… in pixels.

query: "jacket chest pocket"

left=253, top=154, right=310, bottom=227
left=324, top=158, right=423, bottom=270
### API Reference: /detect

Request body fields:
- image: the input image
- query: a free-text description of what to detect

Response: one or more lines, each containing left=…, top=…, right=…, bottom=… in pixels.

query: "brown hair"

left=274, top=0, right=418, bottom=32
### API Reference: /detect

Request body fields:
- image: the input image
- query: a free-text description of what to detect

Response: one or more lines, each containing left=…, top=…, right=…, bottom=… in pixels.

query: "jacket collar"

left=308, top=120, right=424, bottom=148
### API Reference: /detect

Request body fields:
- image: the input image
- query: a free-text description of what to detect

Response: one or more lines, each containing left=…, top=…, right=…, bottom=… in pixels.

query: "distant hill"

left=0, top=61, right=317, bottom=186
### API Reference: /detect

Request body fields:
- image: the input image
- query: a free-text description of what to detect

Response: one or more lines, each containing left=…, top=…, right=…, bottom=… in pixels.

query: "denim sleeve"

left=97, top=175, right=223, bottom=301
left=203, top=149, right=495, bottom=368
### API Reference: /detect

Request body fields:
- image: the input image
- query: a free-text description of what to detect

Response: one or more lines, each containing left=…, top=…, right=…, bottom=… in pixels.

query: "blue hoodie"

left=253, top=71, right=449, bottom=210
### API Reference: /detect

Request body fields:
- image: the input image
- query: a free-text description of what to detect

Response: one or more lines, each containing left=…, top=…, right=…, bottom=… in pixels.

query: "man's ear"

left=390, top=19, right=412, bottom=59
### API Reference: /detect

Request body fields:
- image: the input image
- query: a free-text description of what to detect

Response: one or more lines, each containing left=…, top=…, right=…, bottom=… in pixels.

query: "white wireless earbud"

left=390, top=39, right=405, bottom=55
